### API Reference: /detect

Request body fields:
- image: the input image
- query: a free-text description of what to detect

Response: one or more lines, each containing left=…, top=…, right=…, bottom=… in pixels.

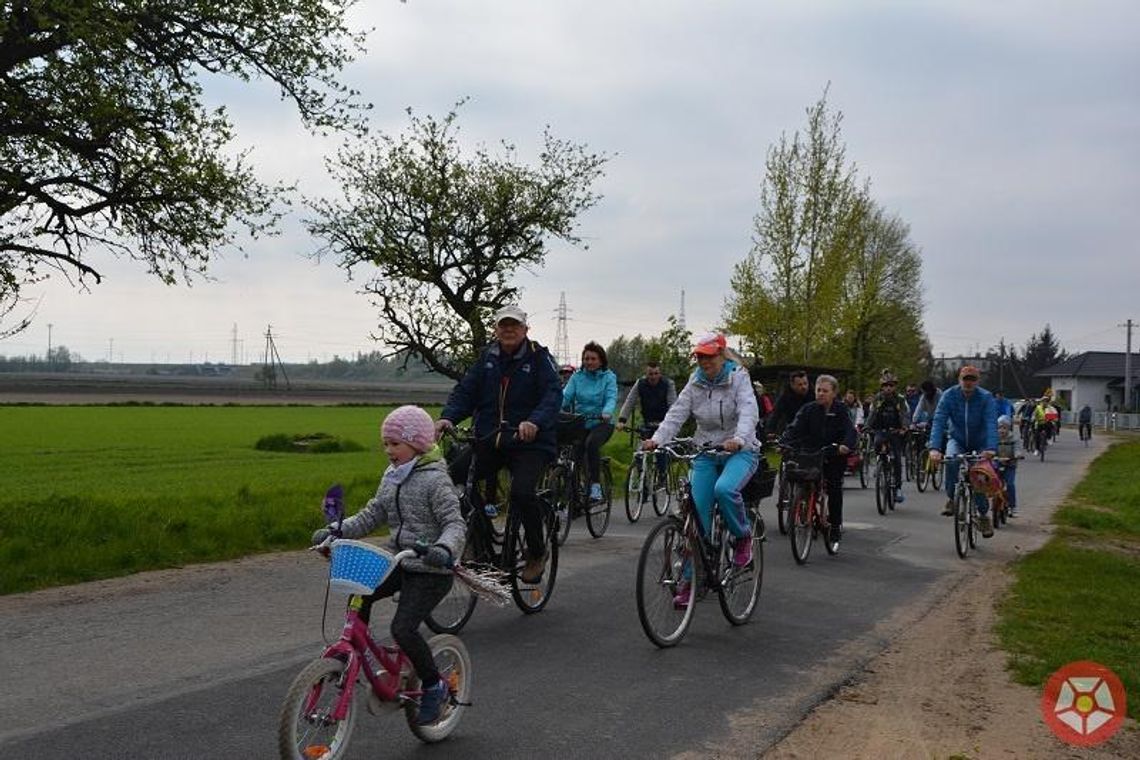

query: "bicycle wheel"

left=904, top=446, right=915, bottom=482
left=874, top=461, right=888, bottom=516
left=776, top=470, right=790, bottom=535
left=506, top=503, right=558, bottom=613
left=932, top=459, right=944, bottom=490
left=635, top=516, right=698, bottom=647
left=717, top=516, right=763, bottom=625
left=968, top=499, right=979, bottom=549
left=586, top=461, right=612, bottom=538
left=656, top=458, right=680, bottom=516
left=1038, top=438, right=1047, bottom=462
left=954, top=488, right=970, bottom=559
left=789, top=483, right=813, bottom=565
left=652, top=454, right=672, bottom=515
left=405, top=634, right=473, bottom=743
left=858, top=453, right=867, bottom=488
left=916, top=449, right=929, bottom=492
left=624, top=456, right=645, bottom=523
left=424, top=570, right=478, bottom=634
left=278, top=657, right=358, bottom=760
left=547, top=464, right=572, bottom=547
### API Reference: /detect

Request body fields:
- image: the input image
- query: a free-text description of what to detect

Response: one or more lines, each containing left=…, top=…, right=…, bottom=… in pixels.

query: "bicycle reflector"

left=967, top=460, right=1003, bottom=496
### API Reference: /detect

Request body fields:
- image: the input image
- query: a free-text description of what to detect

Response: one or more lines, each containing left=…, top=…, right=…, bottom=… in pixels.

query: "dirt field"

left=0, top=371, right=452, bottom=406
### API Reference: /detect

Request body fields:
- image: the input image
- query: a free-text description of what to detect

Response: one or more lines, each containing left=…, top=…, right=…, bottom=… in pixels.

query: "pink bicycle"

left=277, top=495, right=473, bottom=758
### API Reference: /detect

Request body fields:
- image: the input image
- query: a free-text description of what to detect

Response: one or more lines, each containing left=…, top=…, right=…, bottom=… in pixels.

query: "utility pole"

left=678, top=289, right=687, bottom=332
left=999, top=338, right=1005, bottom=393
left=1122, top=318, right=1135, bottom=412
left=47, top=323, right=52, bottom=367
left=231, top=323, right=239, bottom=366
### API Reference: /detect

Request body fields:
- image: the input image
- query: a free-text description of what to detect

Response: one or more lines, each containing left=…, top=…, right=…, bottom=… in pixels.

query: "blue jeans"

left=689, top=450, right=758, bottom=539
left=944, top=439, right=990, bottom=516
left=1001, top=465, right=1017, bottom=508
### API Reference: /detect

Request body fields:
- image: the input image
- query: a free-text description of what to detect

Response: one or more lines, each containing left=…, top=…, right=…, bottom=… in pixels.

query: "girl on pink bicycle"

left=311, top=405, right=466, bottom=725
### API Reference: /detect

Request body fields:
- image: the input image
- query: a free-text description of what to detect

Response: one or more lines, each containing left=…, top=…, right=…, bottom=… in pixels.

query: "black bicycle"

left=426, top=426, right=561, bottom=633
left=546, top=412, right=613, bottom=544
left=873, top=431, right=902, bottom=516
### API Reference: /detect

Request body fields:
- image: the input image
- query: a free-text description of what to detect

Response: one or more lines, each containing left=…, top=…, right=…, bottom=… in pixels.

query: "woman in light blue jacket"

left=561, top=341, right=618, bottom=502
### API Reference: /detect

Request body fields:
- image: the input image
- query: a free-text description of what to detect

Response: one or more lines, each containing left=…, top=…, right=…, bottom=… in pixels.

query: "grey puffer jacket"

left=338, top=455, right=466, bottom=575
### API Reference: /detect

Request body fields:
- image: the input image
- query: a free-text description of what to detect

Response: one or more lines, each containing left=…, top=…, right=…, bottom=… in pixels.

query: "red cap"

left=692, top=332, right=727, bottom=357
left=959, top=365, right=980, bottom=380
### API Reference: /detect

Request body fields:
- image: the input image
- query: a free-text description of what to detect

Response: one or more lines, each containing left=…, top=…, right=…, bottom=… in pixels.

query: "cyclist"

left=765, top=369, right=811, bottom=438
left=993, top=390, right=1014, bottom=421
left=928, top=365, right=998, bottom=537
left=435, top=305, right=562, bottom=584
left=778, top=374, right=856, bottom=546
left=995, top=414, right=1021, bottom=517
left=1044, top=400, right=1061, bottom=440
left=1032, top=398, right=1052, bottom=448
left=1017, top=396, right=1036, bottom=447
left=558, top=364, right=576, bottom=388
left=843, top=389, right=864, bottom=428
left=561, top=341, right=619, bottom=503
left=617, top=359, right=677, bottom=477
left=643, top=332, right=760, bottom=606
left=1078, top=403, right=1093, bottom=441
left=904, top=383, right=921, bottom=419
left=865, top=369, right=911, bottom=504
left=311, top=405, right=466, bottom=725
left=753, top=381, right=775, bottom=433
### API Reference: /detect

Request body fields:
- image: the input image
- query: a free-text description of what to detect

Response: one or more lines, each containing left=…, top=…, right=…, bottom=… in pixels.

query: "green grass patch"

left=0, top=405, right=412, bottom=594
left=996, top=439, right=1140, bottom=719
left=254, top=432, right=366, bottom=454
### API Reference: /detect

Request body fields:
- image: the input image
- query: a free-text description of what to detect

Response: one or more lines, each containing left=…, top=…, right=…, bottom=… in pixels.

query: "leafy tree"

left=307, top=104, right=607, bottom=380
left=645, top=315, right=692, bottom=382
left=1, top=1, right=369, bottom=334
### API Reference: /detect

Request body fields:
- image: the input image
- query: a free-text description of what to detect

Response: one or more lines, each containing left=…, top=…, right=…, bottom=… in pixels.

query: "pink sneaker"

left=733, top=535, right=753, bottom=567
left=672, top=582, right=691, bottom=609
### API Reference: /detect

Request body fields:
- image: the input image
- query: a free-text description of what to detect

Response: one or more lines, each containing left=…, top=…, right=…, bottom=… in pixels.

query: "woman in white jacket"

left=644, top=333, right=760, bottom=604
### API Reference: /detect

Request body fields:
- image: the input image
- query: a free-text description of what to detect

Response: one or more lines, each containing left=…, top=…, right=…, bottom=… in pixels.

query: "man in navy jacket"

left=436, top=305, right=562, bottom=582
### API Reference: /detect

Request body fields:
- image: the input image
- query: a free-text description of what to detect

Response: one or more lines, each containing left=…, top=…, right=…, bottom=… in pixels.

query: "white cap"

left=492, top=305, right=528, bottom=326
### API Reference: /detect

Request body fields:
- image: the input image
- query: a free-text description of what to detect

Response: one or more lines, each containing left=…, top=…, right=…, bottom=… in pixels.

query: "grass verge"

left=996, top=439, right=1140, bottom=720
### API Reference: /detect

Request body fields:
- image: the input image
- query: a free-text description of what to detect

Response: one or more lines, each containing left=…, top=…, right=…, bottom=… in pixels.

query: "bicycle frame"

left=317, top=604, right=418, bottom=720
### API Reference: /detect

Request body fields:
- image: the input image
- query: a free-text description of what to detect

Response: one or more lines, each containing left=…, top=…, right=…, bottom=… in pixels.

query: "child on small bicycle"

left=995, top=415, right=1021, bottom=517
left=310, top=405, right=467, bottom=725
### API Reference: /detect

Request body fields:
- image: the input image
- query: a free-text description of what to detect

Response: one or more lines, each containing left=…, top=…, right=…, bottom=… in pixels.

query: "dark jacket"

left=765, top=388, right=811, bottom=436
left=441, top=339, right=562, bottom=454
left=779, top=399, right=858, bottom=453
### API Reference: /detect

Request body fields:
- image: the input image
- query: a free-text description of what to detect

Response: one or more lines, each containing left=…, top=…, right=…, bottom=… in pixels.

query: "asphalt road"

left=0, top=431, right=1103, bottom=759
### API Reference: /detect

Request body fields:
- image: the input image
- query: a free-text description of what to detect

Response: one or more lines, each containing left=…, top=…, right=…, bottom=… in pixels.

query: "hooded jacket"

left=929, top=385, right=998, bottom=453
left=336, top=448, right=466, bottom=575
left=651, top=360, right=760, bottom=451
left=441, top=339, right=562, bottom=454
left=561, top=367, right=619, bottom=428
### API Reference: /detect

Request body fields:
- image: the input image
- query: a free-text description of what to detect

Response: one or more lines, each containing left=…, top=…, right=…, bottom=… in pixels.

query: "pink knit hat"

left=381, top=405, right=436, bottom=453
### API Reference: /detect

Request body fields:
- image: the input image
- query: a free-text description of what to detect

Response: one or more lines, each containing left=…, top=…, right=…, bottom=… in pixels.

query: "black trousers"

left=359, top=568, right=453, bottom=686
left=873, top=430, right=904, bottom=487
left=472, top=442, right=554, bottom=560
left=825, top=458, right=845, bottom=528
left=580, top=422, right=614, bottom=484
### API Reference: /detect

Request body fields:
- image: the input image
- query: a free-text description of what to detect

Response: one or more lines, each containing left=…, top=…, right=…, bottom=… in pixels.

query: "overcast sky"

left=7, top=0, right=1138, bottom=366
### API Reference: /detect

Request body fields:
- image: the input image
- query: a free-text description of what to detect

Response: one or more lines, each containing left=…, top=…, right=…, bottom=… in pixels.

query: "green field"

left=0, top=405, right=404, bottom=594
left=996, top=439, right=1140, bottom=720
left=0, top=404, right=646, bottom=595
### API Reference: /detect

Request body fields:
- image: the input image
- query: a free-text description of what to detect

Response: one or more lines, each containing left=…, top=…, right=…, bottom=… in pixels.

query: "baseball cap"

left=959, top=365, right=980, bottom=380
left=692, top=332, right=727, bottom=356
left=880, top=369, right=897, bottom=385
left=492, top=305, right=528, bottom=326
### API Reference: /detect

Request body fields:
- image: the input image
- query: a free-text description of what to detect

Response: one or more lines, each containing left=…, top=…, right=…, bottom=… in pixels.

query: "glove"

left=423, top=544, right=453, bottom=568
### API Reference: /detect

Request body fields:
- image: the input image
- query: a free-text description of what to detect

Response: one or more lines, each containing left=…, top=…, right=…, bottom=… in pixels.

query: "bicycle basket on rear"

left=329, top=540, right=395, bottom=595
left=556, top=412, right=587, bottom=444
left=742, top=458, right=776, bottom=500
left=784, top=452, right=823, bottom=482
left=967, top=459, right=1003, bottom=497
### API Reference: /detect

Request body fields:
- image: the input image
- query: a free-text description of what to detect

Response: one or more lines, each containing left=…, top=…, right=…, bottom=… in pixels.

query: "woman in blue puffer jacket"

left=561, top=341, right=618, bottom=502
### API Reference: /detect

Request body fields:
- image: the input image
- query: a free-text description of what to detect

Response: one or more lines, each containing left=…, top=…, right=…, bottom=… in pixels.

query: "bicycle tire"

left=858, top=453, right=867, bottom=488
left=548, top=464, right=572, bottom=547
left=635, top=516, right=698, bottom=647
left=717, top=514, right=763, bottom=625
left=278, top=657, right=358, bottom=760
left=405, top=634, right=473, bottom=743
left=968, top=499, right=979, bottom=549
left=954, top=488, right=970, bottom=559
left=789, top=482, right=813, bottom=565
left=652, top=454, right=671, bottom=515
left=586, top=462, right=612, bottom=538
left=507, top=502, right=558, bottom=613
left=875, top=462, right=888, bottom=516
left=916, top=449, right=929, bottom=492
left=932, top=459, right=944, bottom=491
left=819, top=494, right=839, bottom=556
left=776, top=470, right=790, bottom=535
left=624, top=456, right=644, bottom=523
left=424, top=570, right=478, bottom=634
left=656, top=458, right=679, bottom=516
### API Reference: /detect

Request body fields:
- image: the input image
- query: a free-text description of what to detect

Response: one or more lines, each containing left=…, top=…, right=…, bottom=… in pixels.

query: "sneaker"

left=828, top=525, right=842, bottom=546
left=520, top=552, right=548, bottom=584
left=941, top=499, right=955, bottom=517
left=895, top=489, right=905, bottom=504
left=416, top=679, right=449, bottom=725
left=589, top=482, right=603, bottom=502
left=672, top=581, right=691, bottom=609
left=979, top=514, right=994, bottom=538
left=1008, top=506, right=1019, bottom=518
left=732, top=535, right=753, bottom=567
left=556, top=507, right=569, bottom=525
